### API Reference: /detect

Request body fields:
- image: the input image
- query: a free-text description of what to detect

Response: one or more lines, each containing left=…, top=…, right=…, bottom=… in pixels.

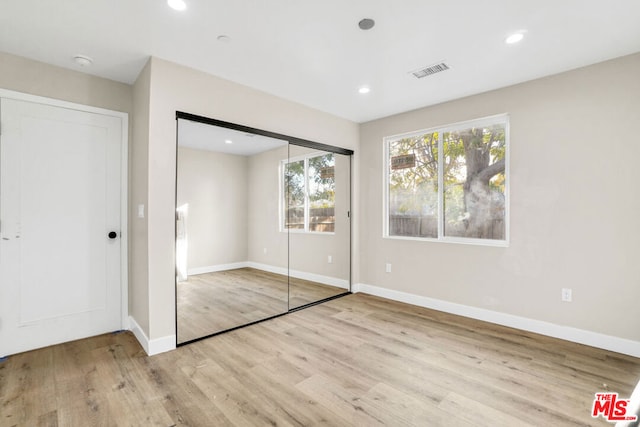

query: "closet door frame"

left=174, top=111, right=353, bottom=347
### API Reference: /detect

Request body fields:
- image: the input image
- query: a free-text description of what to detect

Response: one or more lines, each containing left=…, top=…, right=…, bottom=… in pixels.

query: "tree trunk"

left=460, top=130, right=505, bottom=238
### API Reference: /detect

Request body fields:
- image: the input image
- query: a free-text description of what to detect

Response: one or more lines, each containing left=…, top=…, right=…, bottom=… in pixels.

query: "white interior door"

left=0, top=97, right=124, bottom=357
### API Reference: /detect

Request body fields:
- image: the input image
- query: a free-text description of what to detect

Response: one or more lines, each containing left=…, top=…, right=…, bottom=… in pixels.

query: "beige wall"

left=247, top=145, right=351, bottom=282
left=247, top=145, right=289, bottom=269
left=0, top=52, right=131, bottom=113
left=177, top=147, right=249, bottom=269
left=145, top=57, right=359, bottom=340
left=359, top=52, right=640, bottom=342
left=130, top=61, right=151, bottom=334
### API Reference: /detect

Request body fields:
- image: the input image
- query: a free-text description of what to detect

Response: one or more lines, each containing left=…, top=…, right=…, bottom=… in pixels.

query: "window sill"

left=383, top=234, right=509, bottom=248
left=281, top=229, right=336, bottom=236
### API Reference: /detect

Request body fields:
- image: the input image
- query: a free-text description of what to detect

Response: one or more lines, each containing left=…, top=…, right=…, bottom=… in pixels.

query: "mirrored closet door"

left=175, top=113, right=352, bottom=345
left=286, top=147, right=351, bottom=309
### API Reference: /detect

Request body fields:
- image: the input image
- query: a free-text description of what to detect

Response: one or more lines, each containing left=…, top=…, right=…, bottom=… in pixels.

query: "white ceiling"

left=2, top=1, right=639, bottom=123
left=178, top=119, right=287, bottom=156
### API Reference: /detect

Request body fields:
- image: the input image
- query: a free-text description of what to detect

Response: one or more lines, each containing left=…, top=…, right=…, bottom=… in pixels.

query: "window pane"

left=284, top=160, right=305, bottom=230
left=388, top=133, right=438, bottom=238
left=443, top=124, right=506, bottom=239
left=308, top=154, right=335, bottom=232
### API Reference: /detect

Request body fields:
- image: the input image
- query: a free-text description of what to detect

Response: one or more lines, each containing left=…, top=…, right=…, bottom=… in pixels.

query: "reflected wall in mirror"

left=285, top=146, right=351, bottom=309
left=176, top=118, right=289, bottom=344
left=175, top=113, right=352, bottom=345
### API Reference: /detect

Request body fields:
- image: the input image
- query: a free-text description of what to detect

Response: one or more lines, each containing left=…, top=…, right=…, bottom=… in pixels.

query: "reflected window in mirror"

left=282, top=152, right=335, bottom=233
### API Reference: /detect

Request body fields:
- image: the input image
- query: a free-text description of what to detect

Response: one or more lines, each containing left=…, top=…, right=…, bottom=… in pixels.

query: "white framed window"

left=282, top=152, right=335, bottom=233
left=384, top=114, right=509, bottom=246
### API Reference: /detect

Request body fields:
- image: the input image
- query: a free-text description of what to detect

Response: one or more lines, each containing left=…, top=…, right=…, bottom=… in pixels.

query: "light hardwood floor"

left=2, top=293, right=639, bottom=426
left=177, top=268, right=346, bottom=343
left=288, top=276, right=347, bottom=309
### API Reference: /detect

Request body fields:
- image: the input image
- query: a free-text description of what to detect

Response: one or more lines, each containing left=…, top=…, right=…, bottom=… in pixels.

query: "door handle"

left=108, top=231, right=118, bottom=239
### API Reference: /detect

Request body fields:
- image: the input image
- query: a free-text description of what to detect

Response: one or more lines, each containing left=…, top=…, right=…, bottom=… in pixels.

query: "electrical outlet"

left=561, top=288, right=572, bottom=302
left=328, top=255, right=333, bottom=264
left=385, top=263, right=392, bottom=273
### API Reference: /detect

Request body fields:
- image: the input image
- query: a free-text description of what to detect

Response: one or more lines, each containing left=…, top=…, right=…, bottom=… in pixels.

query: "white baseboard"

left=128, top=316, right=175, bottom=356
left=186, top=261, right=349, bottom=289
left=245, top=261, right=286, bottom=276
left=353, top=283, right=640, bottom=358
left=248, top=262, right=349, bottom=289
left=188, top=262, right=249, bottom=276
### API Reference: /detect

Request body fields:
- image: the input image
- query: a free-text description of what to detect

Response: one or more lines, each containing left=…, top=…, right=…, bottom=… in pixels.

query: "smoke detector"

left=73, top=55, right=93, bottom=67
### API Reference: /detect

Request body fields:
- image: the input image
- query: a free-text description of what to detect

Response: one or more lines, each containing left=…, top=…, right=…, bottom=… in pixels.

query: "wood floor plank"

left=36, top=410, right=58, bottom=427
left=2, top=293, right=639, bottom=426
left=243, top=363, right=348, bottom=426
left=296, top=373, right=386, bottom=426
left=176, top=268, right=346, bottom=343
left=357, top=382, right=475, bottom=427
left=0, top=347, right=57, bottom=427
left=187, top=361, right=295, bottom=427
left=341, top=323, right=594, bottom=419
left=438, top=391, right=538, bottom=427
left=153, top=364, right=232, bottom=426
left=91, top=344, right=174, bottom=426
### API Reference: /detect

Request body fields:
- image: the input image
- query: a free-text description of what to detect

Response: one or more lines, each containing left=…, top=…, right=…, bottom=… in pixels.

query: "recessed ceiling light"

left=168, top=0, right=186, bottom=11
left=358, top=86, right=371, bottom=94
left=225, top=139, right=233, bottom=144
left=505, top=32, right=525, bottom=44
left=73, top=54, right=93, bottom=67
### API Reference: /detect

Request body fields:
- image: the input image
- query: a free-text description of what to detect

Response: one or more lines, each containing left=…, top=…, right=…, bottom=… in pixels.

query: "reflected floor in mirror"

left=177, top=268, right=346, bottom=343
left=288, top=276, right=347, bottom=309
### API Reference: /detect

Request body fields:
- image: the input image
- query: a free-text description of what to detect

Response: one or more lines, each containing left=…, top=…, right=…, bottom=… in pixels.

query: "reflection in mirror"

left=176, top=118, right=289, bottom=344
left=286, top=146, right=351, bottom=309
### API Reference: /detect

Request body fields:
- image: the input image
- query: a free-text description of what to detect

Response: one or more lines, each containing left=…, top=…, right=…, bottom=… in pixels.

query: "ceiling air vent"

left=411, top=62, right=450, bottom=79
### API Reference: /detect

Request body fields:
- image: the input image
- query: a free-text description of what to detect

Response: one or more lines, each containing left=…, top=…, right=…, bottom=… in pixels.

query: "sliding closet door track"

left=176, top=292, right=352, bottom=347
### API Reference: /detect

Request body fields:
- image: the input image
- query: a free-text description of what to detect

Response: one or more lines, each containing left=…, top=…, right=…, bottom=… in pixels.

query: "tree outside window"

left=386, top=115, right=508, bottom=244
left=284, top=153, right=335, bottom=233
